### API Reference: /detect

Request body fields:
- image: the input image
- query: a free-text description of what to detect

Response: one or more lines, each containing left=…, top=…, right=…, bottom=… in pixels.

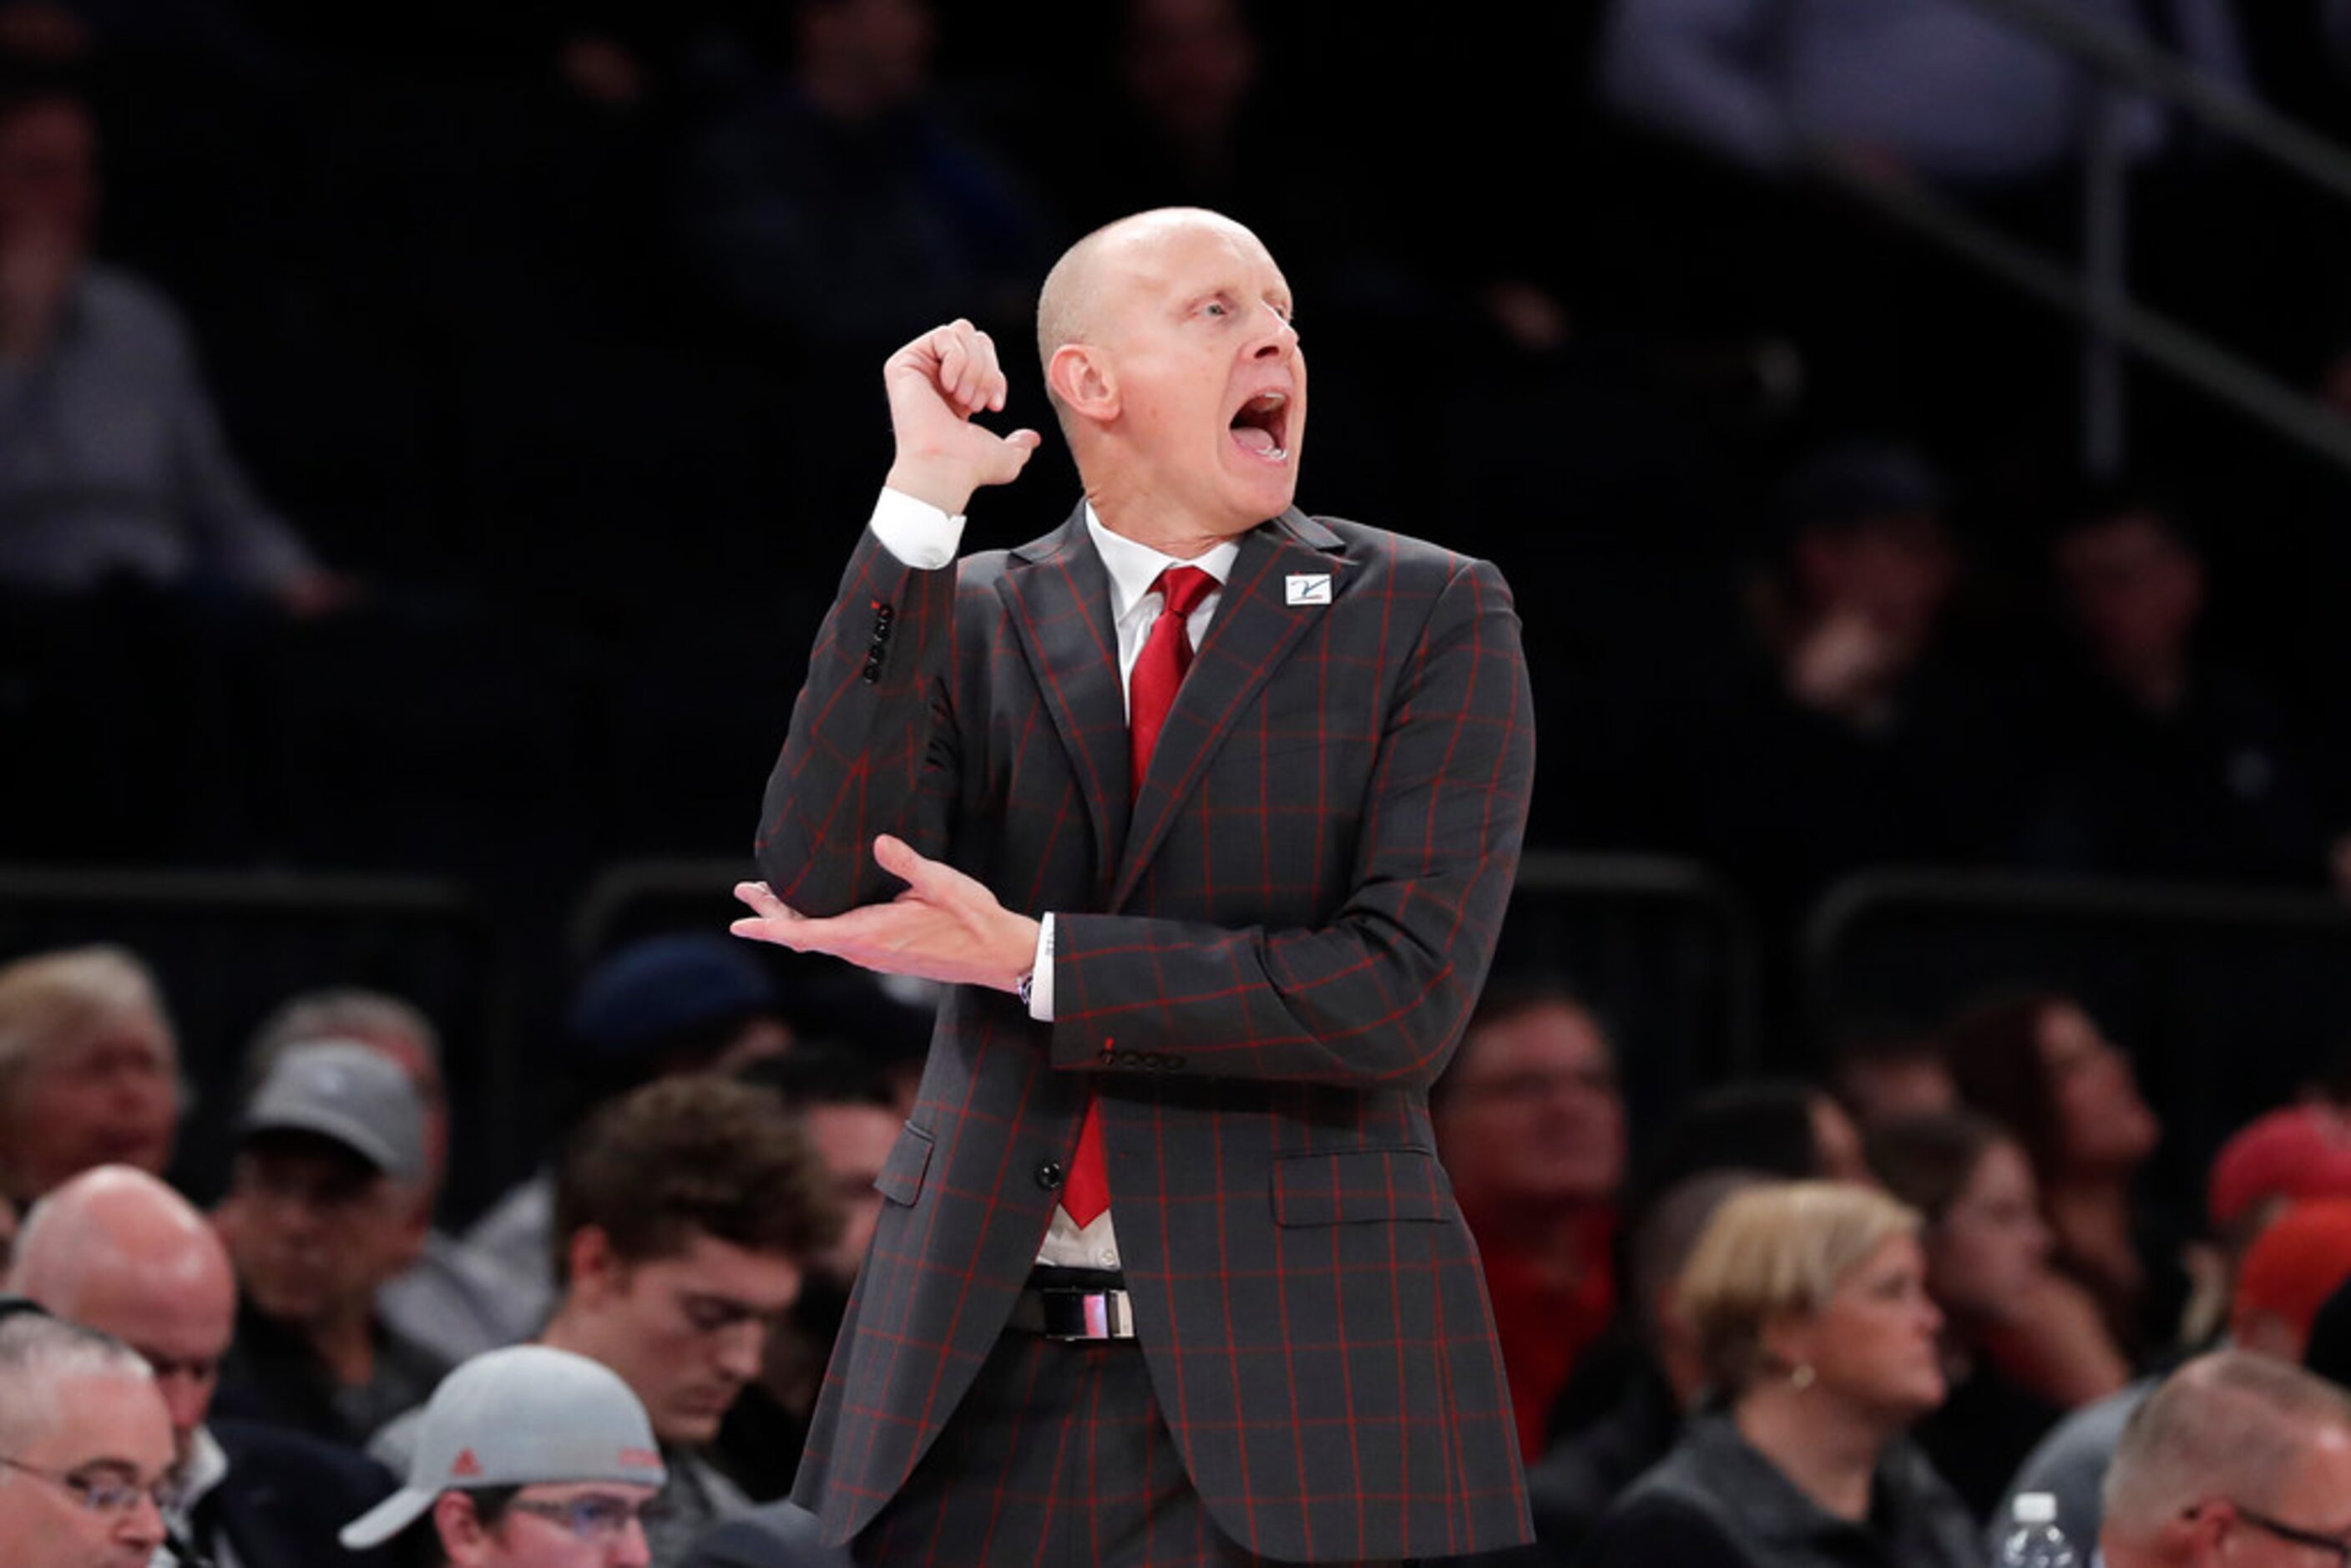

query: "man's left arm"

left=1048, top=554, right=1534, bottom=1091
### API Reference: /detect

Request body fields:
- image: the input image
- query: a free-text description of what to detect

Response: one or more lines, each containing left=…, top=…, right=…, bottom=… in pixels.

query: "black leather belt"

left=1009, top=1266, right=1136, bottom=1341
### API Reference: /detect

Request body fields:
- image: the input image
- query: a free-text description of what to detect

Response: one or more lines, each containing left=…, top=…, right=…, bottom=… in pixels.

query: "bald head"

left=1035, top=206, right=1265, bottom=393
left=8, top=1166, right=235, bottom=1463
left=2102, top=1350, right=2351, bottom=1564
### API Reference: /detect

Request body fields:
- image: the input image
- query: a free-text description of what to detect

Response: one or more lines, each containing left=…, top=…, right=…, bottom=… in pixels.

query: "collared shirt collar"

left=173, top=1424, right=230, bottom=1515
left=1083, top=503, right=1241, bottom=626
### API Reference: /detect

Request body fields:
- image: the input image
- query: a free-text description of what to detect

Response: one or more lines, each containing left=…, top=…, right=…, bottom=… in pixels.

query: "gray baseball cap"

left=340, top=1344, right=668, bottom=1549
left=240, top=1039, right=427, bottom=1184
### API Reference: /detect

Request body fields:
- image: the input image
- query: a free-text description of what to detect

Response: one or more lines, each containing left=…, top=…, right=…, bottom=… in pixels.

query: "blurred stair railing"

left=1813, top=0, right=2351, bottom=476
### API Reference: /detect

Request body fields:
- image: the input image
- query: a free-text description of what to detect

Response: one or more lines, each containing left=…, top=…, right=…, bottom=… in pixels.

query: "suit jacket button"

left=1034, top=1161, right=1064, bottom=1191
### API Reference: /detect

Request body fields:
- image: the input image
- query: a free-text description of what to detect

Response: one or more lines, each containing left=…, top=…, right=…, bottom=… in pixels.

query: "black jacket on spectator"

left=1525, top=1357, right=1685, bottom=1560
left=211, top=1297, right=451, bottom=1451
left=195, top=1418, right=407, bottom=1568
left=1908, top=1358, right=2064, bottom=1528
left=1575, top=1414, right=1979, bottom=1568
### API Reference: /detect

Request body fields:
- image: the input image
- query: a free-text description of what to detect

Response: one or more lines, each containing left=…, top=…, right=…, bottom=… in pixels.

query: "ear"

left=1757, top=1306, right=1819, bottom=1381
left=432, top=1491, right=490, bottom=1565
left=567, top=1225, right=619, bottom=1302
left=1047, top=342, right=1119, bottom=426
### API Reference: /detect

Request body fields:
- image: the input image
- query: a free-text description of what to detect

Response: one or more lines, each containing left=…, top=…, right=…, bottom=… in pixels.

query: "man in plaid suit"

left=732, top=208, right=1536, bottom=1564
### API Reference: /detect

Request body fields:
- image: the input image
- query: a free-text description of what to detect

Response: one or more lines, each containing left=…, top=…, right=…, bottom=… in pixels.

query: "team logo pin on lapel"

left=1285, top=574, right=1332, bottom=606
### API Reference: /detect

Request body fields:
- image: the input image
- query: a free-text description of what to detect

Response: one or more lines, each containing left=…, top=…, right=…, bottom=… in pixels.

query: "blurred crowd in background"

left=12, top=0, right=2351, bottom=1563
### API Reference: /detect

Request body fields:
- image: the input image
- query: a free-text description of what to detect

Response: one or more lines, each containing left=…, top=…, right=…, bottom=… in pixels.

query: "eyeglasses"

left=508, top=1493, right=666, bottom=1543
left=0, top=1454, right=169, bottom=1519
left=2234, top=1503, right=2351, bottom=1565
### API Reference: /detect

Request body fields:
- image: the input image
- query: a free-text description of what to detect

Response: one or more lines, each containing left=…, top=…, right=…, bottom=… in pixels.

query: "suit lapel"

left=999, top=504, right=1132, bottom=893
left=1110, top=507, right=1349, bottom=910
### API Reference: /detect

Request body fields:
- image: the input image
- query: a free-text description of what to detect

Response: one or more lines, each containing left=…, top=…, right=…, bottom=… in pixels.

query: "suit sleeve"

left=754, top=528, right=961, bottom=916
left=1048, top=554, right=1535, bottom=1091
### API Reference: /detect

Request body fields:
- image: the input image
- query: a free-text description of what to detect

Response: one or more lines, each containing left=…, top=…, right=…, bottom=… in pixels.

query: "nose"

left=1250, top=305, right=1298, bottom=357
left=714, top=1320, right=766, bottom=1383
left=120, top=1490, right=166, bottom=1551
left=612, top=1517, right=654, bottom=1567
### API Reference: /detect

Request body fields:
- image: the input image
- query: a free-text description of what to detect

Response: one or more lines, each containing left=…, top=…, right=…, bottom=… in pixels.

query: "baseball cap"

left=340, top=1345, right=668, bottom=1549
left=240, top=1039, right=427, bottom=1184
left=568, top=933, right=781, bottom=1065
left=2231, top=1198, right=2351, bottom=1347
left=2208, top=1105, right=2351, bottom=1233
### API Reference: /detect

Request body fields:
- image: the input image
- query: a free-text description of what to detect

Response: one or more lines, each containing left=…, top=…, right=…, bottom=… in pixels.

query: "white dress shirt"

left=865, top=487, right=1239, bottom=1267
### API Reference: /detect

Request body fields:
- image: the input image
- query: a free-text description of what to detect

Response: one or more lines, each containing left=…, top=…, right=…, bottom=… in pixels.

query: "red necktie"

left=1061, top=564, right=1218, bottom=1229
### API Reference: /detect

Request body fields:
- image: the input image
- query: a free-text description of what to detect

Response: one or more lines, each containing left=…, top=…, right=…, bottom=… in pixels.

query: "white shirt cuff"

left=1026, top=913, right=1054, bottom=1022
left=869, top=487, right=965, bottom=570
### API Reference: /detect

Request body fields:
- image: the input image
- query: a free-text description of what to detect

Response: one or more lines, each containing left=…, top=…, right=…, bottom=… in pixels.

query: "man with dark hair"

left=249, top=987, right=541, bottom=1363
left=212, top=1040, right=453, bottom=1449
left=464, top=933, right=792, bottom=1308
left=710, top=1046, right=899, bottom=1500
left=1433, top=984, right=1628, bottom=1460
left=374, top=1075, right=839, bottom=1566
left=2033, top=484, right=2348, bottom=888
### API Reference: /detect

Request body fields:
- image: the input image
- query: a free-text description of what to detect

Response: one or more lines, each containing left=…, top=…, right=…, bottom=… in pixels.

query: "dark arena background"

left=8, top=1, right=2351, bottom=1562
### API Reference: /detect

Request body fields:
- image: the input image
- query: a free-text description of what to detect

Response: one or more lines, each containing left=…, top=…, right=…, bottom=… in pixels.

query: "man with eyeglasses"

left=0, top=1308, right=174, bottom=1567
left=1431, top=980, right=1630, bottom=1460
left=372, top=1075, right=838, bottom=1566
left=342, top=1343, right=668, bottom=1566
left=2101, top=1348, right=2351, bottom=1568
left=9, top=1164, right=405, bottom=1566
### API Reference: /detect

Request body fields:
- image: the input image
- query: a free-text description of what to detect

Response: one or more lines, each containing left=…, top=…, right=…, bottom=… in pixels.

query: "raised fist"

left=882, top=319, right=1044, bottom=516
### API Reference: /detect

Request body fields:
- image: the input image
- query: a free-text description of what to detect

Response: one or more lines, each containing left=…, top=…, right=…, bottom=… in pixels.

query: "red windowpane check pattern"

left=1062, top=564, right=1218, bottom=1229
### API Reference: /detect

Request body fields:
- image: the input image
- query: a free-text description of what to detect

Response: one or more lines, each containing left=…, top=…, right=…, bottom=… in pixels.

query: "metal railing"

left=1808, top=0, right=2351, bottom=476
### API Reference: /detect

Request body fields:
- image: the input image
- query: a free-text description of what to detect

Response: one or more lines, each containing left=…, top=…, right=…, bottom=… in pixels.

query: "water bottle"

left=1997, top=1492, right=2078, bottom=1568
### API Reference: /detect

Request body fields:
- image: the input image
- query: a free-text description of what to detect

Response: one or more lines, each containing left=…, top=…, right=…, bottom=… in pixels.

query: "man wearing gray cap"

left=342, top=1343, right=667, bottom=1566
left=211, top=1039, right=454, bottom=1449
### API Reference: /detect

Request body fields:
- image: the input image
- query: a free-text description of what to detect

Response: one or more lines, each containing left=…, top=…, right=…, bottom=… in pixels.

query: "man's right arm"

left=751, top=320, right=1039, bottom=918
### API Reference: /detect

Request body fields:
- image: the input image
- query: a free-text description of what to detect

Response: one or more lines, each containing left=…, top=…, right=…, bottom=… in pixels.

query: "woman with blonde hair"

left=1576, top=1181, right=1979, bottom=1568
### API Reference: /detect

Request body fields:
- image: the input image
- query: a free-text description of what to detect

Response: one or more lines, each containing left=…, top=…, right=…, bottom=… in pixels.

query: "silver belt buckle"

left=1042, top=1287, right=1135, bottom=1341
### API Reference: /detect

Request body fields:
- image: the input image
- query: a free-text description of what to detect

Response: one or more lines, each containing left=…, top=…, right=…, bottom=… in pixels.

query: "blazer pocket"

left=1271, top=1148, right=1449, bottom=1227
left=874, top=1122, right=935, bottom=1207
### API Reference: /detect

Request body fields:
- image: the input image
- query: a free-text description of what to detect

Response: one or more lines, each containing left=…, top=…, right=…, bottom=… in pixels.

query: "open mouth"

left=1228, top=389, right=1291, bottom=463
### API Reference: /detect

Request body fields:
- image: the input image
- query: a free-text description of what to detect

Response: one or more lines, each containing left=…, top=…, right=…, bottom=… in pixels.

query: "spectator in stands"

left=1944, top=992, right=2180, bottom=1359
left=466, top=933, right=792, bottom=1303
left=2208, top=1104, right=2351, bottom=1248
left=1598, top=0, right=2246, bottom=188
left=250, top=988, right=540, bottom=1362
left=1578, top=1181, right=1979, bottom=1568
left=8, top=1165, right=404, bottom=1565
left=1663, top=441, right=2027, bottom=919
left=716, top=1044, right=898, bottom=1499
left=1640, top=1078, right=1876, bottom=1201
left=377, top=1075, right=837, bottom=1566
left=341, top=1344, right=668, bottom=1566
left=674, top=0, right=1047, bottom=351
left=0, top=1308, right=173, bottom=1568
left=1433, top=983, right=1627, bottom=1460
left=2228, top=1200, right=2351, bottom=1365
left=1988, top=1196, right=2351, bottom=1549
left=0, top=945, right=177, bottom=1206
left=1867, top=1111, right=2080, bottom=1520
left=212, top=1040, right=453, bottom=1448
left=1828, top=1023, right=1957, bottom=1131
left=1522, top=1169, right=1764, bottom=1559
left=2030, top=487, right=2351, bottom=888
left=2099, top=1350, right=2351, bottom=1568
left=0, top=75, right=343, bottom=610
